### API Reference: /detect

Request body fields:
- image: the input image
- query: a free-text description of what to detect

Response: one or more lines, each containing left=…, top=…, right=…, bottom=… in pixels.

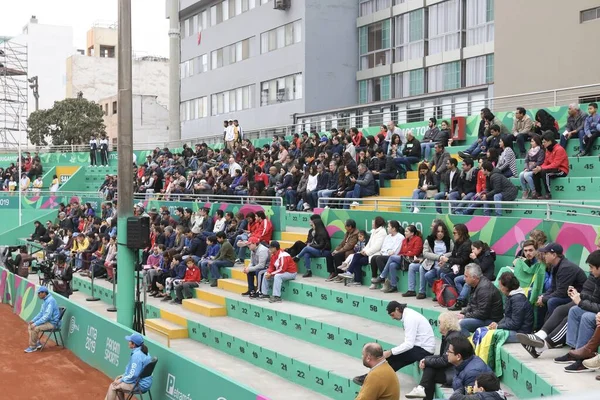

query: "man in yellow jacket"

left=356, top=343, right=400, bottom=400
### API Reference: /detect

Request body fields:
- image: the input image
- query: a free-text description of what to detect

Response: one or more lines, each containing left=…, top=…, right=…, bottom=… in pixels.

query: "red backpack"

left=432, top=279, right=459, bottom=307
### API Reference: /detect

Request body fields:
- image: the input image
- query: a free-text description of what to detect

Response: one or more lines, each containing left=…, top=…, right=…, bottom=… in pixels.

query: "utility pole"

left=168, top=0, right=181, bottom=144
left=116, top=0, right=135, bottom=328
left=28, top=76, right=39, bottom=111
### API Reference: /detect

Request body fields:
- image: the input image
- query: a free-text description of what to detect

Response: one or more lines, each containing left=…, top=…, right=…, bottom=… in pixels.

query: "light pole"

left=28, top=76, right=39, bottom=111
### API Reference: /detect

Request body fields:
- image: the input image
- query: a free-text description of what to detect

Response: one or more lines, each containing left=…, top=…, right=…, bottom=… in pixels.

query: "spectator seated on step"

left=479, top=161, right=518, bottom=217
left=28, top=220, right=47, bottom=242
left=486, top=272, right=534, bottom=343
left=171, top=258, right=201, bottom=305
left=234, top=211, right=272, bottom=262
left=512, top=106, right=536, bottom=158
left=450, top=241, right=496, bottom=310
left=291, top=215, right=331, bottom=278
left=449, top=372, right=505, bottom=400
left=259, top=241, right=297, bottom=303
left=394, top=129, right=421, bottom=174
left=233, top=212, right=256, bottom=261
left=339, top=216, right=387, bottom=286
left=411, top=163, right=439, bottom=214
left=496, top=137, right=517, bottom=178
left=241, top=237, right=270, bottom=299
left=446, top=335, right=492, bottom=398
left=373, top=147, right=398, bottom=188
left=405, top=312, right=464, bottom=400
left=345, top=163, right=376, bottom=208
left=531, top=132, right=569, bottom=200
left=205, top=232, right=236, bottom=287
left=518, top=135, right=545, bottom=200
left=578, top=314, right=600, bottom=380
left=456, top=263, right=504, bottom=336
left=458, top=108, right=494, bottom=159
left=353, top=301, right=435, bottom=387
left=326, top=219, right=359, bottom=281
left=198, top=236, right=220, bottom=283
left=199, top=209, right=226, bottom=239
left=376, top=225, right=423, bottom=294
left=421, top=118, right=450, bottom=161
left=434, top=158, right=461, bottom=214
left=143, top=245, right=165, bottom=291
left=160, top=255, right=187, bottom=302
left=403, top=219, right=453, bottom=300
left=578, top=102, right=600, bottom=157
left=181, top=229, right=205, bottom=264
left=315, top=160, right=339, bottom=208
left=450, top=158, right=479, bottom=215
left=355, top=343, right=400, bottom=400
left=332, top=229, right=368, bottom=283
left=439, top=223, right=472, bottom=294
left=560, top=103, right=588, bottom=154
left=368, top=221, right=405, bottom=290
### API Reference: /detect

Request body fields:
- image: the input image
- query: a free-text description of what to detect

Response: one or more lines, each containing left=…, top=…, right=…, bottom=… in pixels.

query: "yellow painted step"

left=218, top=278, right=248, bottom=294
left=380, top=187, right=414, bottom=197
left=229, top=268, right=248, bottom=282
left=351, top=205, right=402, bottom=212
left=244, top=258, right=250, bottom=267
left=195, top=288, right=227, bottom=306
left=145, top=318, right=188, bottom=339
left=390, top=179, right=418, bottom=188
left=278, top=240, right=295, bottom=249
left=406, top=171, right=418, bottom=179
left=160, top=309, right=188, bottom=328
left=182, top=298, right=227, bottom=317
left=280, top=231, right=307, bottom=242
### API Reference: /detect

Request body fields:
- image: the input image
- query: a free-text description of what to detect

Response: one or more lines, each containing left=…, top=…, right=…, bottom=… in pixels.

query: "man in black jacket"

left=374, top=148, right=398, bottom=188
left=315, top=161, right=338, bottom=208
left=458, top=263, right=504, bottom=336
left=454, top=158, right=479, bottom=215
left=434, top=158, right=460, bottom=214
left=480, top=161, right=518, bottom=217
left=394, top=130, right=421, bottom=173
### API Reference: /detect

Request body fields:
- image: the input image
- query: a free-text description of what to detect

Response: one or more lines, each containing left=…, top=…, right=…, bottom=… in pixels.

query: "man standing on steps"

left=355, top=343, right=400, bottom=400
left=354, top=301, right=435, bottom=386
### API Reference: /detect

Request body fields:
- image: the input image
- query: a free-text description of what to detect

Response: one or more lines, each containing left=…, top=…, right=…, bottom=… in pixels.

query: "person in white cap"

left=105, top=333, right=153, bottom=400
left=24, top=286, right=61, bottom=353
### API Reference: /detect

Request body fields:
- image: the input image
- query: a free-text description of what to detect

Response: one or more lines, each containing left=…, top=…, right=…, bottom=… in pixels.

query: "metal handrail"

left=145, top=324, right=171, bottom=348
left=131, top=193, right=283, bottom=206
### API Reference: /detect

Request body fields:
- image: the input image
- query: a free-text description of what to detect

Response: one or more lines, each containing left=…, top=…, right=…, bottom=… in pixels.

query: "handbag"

left=399, top=256, right=412, bottom=272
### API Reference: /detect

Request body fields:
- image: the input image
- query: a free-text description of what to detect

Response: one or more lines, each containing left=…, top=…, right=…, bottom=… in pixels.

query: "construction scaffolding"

left=0, top=38, right=28, bottom=148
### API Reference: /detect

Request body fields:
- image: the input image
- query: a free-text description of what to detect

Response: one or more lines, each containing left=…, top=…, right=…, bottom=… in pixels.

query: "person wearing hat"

left=25, top=286, right=61, bottom=353
left=353, top=301, right=435, bottom=386
left=259, top=241, right=297, bottom=303
left=51, top=253, right=73, bottom=298
left=242, top=237, right=270, bottom=298
left=105, top=333, right=153, bottom=400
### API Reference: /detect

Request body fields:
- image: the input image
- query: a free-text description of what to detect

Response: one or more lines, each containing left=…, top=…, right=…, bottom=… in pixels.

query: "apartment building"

left=177, top=0, right=359, bottom=138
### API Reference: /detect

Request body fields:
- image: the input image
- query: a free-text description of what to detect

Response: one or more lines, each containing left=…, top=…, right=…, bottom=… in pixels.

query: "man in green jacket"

left=207, top=231, right=236, bottom=287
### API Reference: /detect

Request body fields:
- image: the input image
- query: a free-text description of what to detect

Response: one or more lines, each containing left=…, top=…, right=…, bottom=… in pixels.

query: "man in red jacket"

left=259, top=241, right=297, bottom=303
left=172, top=258, right=201, bottom=304
left=532, top=131, right=569, bottom=200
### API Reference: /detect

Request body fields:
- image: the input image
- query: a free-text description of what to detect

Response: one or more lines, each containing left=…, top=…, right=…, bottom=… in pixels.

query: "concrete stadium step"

left=145, top=318, right=189, bottom=339
left=350, top=204, right=402, bottom=212
left=68, top=291, right=330, bottom=400
left=280, top=231, right=307, bottom=242
left=182, top=298, right=227, bottom=317
left=380, top=187, right=414, bottom=197
left=285, top=212, right=312, bottom=228
left=218, top=278, right=248, bottom=294
left=390, top=178, right=418, bottom=188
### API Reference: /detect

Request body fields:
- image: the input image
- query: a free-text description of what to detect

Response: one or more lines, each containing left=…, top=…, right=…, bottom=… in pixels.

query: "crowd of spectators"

left=0, top=152, right=51, bottom=192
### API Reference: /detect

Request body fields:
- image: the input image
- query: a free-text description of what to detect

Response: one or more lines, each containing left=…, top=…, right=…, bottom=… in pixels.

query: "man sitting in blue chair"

left=25, top=286, right=60, bottom=353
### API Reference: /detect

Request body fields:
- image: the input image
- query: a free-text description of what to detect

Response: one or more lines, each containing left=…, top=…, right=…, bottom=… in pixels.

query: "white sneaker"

left=406, top=385, right=426, bottom=399
left=583, top=354, right=600, bottom=370
left=351, top=201, right=359, bottom=206
left=368, top=283, right=377, bottom=290
left=339, top=272, right=353, bottom=279
left=413, top=207, right=420, bottom=214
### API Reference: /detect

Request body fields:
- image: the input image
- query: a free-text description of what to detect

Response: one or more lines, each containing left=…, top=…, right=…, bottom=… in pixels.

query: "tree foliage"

left=27, top=98, right=106, bottom=146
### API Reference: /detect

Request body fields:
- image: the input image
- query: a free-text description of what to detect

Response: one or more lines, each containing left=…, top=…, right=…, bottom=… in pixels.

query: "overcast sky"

left=0, top=0, right=170, bottom=57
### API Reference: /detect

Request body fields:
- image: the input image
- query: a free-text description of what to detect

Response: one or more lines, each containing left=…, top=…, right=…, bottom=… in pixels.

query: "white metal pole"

left=18, top=115, right=22, bottom=227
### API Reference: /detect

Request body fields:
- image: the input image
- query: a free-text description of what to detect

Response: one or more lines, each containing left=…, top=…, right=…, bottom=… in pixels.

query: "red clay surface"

left=0, top=304, right=112, bottom=399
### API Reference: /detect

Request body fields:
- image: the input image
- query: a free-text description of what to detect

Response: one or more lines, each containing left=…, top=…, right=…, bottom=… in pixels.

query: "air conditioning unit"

left=274, top=0, right=290, bottom=11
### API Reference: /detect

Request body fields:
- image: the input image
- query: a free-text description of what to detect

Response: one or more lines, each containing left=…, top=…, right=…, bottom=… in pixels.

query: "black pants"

left=583, top=131, right=600, bottom=155
left=90, top=150, right=97, bottom=165
left=387, top=346, right=433, bottom=372
left=326, top=251, right=346, bottom=274
left=533, top=168, right=566, bottom=195
left=419, top=367, right=449, bottom=400
left=541, top=301, right=574, bottom=347
left=370, top=255, right=390, bottom=278
left=516, top=132, right=534, bottom=156
left=286, top=241, right=306, bottom=257
left=100, top=149, right=109, bottom=165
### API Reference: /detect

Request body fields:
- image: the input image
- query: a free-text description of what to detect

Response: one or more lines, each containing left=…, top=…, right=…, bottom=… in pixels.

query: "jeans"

left=465, top=140, right=483, bottom=157
left=566, top=306, right=598, bottom=349
left=199, top=259, right=211, bottom=279
left=380, top=255, right=402, bottom=287
left=454, top=192, right=476, bottom=215
left=247, top=268, right=266, bottom=292
left=519, top=170, right=535, bottom=192
left=455, top=275, right=470, bottom=301
left=297, top=246, right=330, bottom=271
left=422, top=265, right=440, bottom=295
left=412, top=189, right=426, bottom=211
left=347, top=253, right=369, bottom=283
left=434, top=191, right=460, bottom=214
left=234, top=233, right=249, bottom=258
left=285, top=189, right=297, bottom=208
left=483, top=193, right=504, bottom=216
left=559, top=129, right=585, bottom=151
left=317, top=189, right=335, bottom=207
left=407, top=262, right=426, bottom=293
left=175, top=282, right=199, bottom=300
left=210, top=260, right=234, bottom=279
left=421, top=142, right=437, bottom=161
left=394, top=156, right=420, bottom=172
left=261, top=272, right=297, bottom=297
left=460, top=318, right=493, bottom=336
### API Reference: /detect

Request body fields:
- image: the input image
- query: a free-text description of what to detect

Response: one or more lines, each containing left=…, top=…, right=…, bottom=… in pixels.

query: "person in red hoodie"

left=532, top=131, right=569, bottom=200
left=172, top=258, right=201, bottom=304
left=259, top=241, right=298, bottom=303
left=235, top=211, right=273, bottom=262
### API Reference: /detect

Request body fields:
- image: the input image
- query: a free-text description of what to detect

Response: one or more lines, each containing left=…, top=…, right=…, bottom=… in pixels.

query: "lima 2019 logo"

left=166, top=373, right=216, bottom=400
left=68, top=316, right=80, bottom=335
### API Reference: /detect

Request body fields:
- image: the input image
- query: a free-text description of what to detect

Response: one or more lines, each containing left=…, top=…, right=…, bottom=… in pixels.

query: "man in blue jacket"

left=447, top=335, right=492, bottom=397
left=25, top=286, right=60, bottom=353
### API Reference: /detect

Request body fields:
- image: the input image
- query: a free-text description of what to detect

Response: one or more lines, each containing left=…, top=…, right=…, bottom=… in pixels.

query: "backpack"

left=432, top=278, right=459, bottom=307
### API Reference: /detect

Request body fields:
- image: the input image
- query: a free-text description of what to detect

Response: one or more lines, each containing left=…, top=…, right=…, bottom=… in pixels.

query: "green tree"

left=27, top=97, right=106, bottom=146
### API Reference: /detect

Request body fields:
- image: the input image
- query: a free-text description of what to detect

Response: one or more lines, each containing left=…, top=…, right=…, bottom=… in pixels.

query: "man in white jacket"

left=353, top=301, right=436, bottom=386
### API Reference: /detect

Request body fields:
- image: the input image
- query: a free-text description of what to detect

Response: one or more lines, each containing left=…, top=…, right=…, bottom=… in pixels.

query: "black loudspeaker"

left=127, top=216, right=150, bottom=249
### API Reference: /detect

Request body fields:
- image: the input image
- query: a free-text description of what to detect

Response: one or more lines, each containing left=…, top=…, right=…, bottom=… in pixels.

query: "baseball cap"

left=538, top=243, right=563, bottom=255
left=320, top=136, right=328, bottom=142
left=135, top=202, right=144, bottom=208
left=269, top=240, right=280, bottom=249
left=37, top=286, right=49, bottom=294
left=125, top=333, right=144, bottom=346
left=248, top=237, right=260, bottom=245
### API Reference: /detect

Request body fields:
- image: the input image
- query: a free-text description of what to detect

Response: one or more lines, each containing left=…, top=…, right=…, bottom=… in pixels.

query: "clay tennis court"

left=0, top=304, right=111, bottom=399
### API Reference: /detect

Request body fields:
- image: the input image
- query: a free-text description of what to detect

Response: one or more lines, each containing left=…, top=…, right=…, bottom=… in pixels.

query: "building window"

left=394, top=68, right=424, bottom=98
left=211, top=85, right=255, bottom=116
left=466, top=0, right=494, bottom=46
left=260, top=73, right=302, bottom=106
left=428, top=61, right=461, bottom=93
left=260, top=20, right=302, bottom=54
left=485, top=53, right=494, bottom=83
left=359, top=20, right=392, bottom=70
left=211, top=38, right=251, bottom=70
left=359, top=81, right=368, bottom=104
left=395, top=9, right=424, bottom=62
left=428, top=0, right=462, bottom=55
left=359, top=0, right=391, bottom=17
left=357, top=76, right=392, bottom=104
left=181, top=97, right=208, bottom=121
left=581, top=7, right=600, bottom=23
left=112, top=101, right=117, bottom=115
